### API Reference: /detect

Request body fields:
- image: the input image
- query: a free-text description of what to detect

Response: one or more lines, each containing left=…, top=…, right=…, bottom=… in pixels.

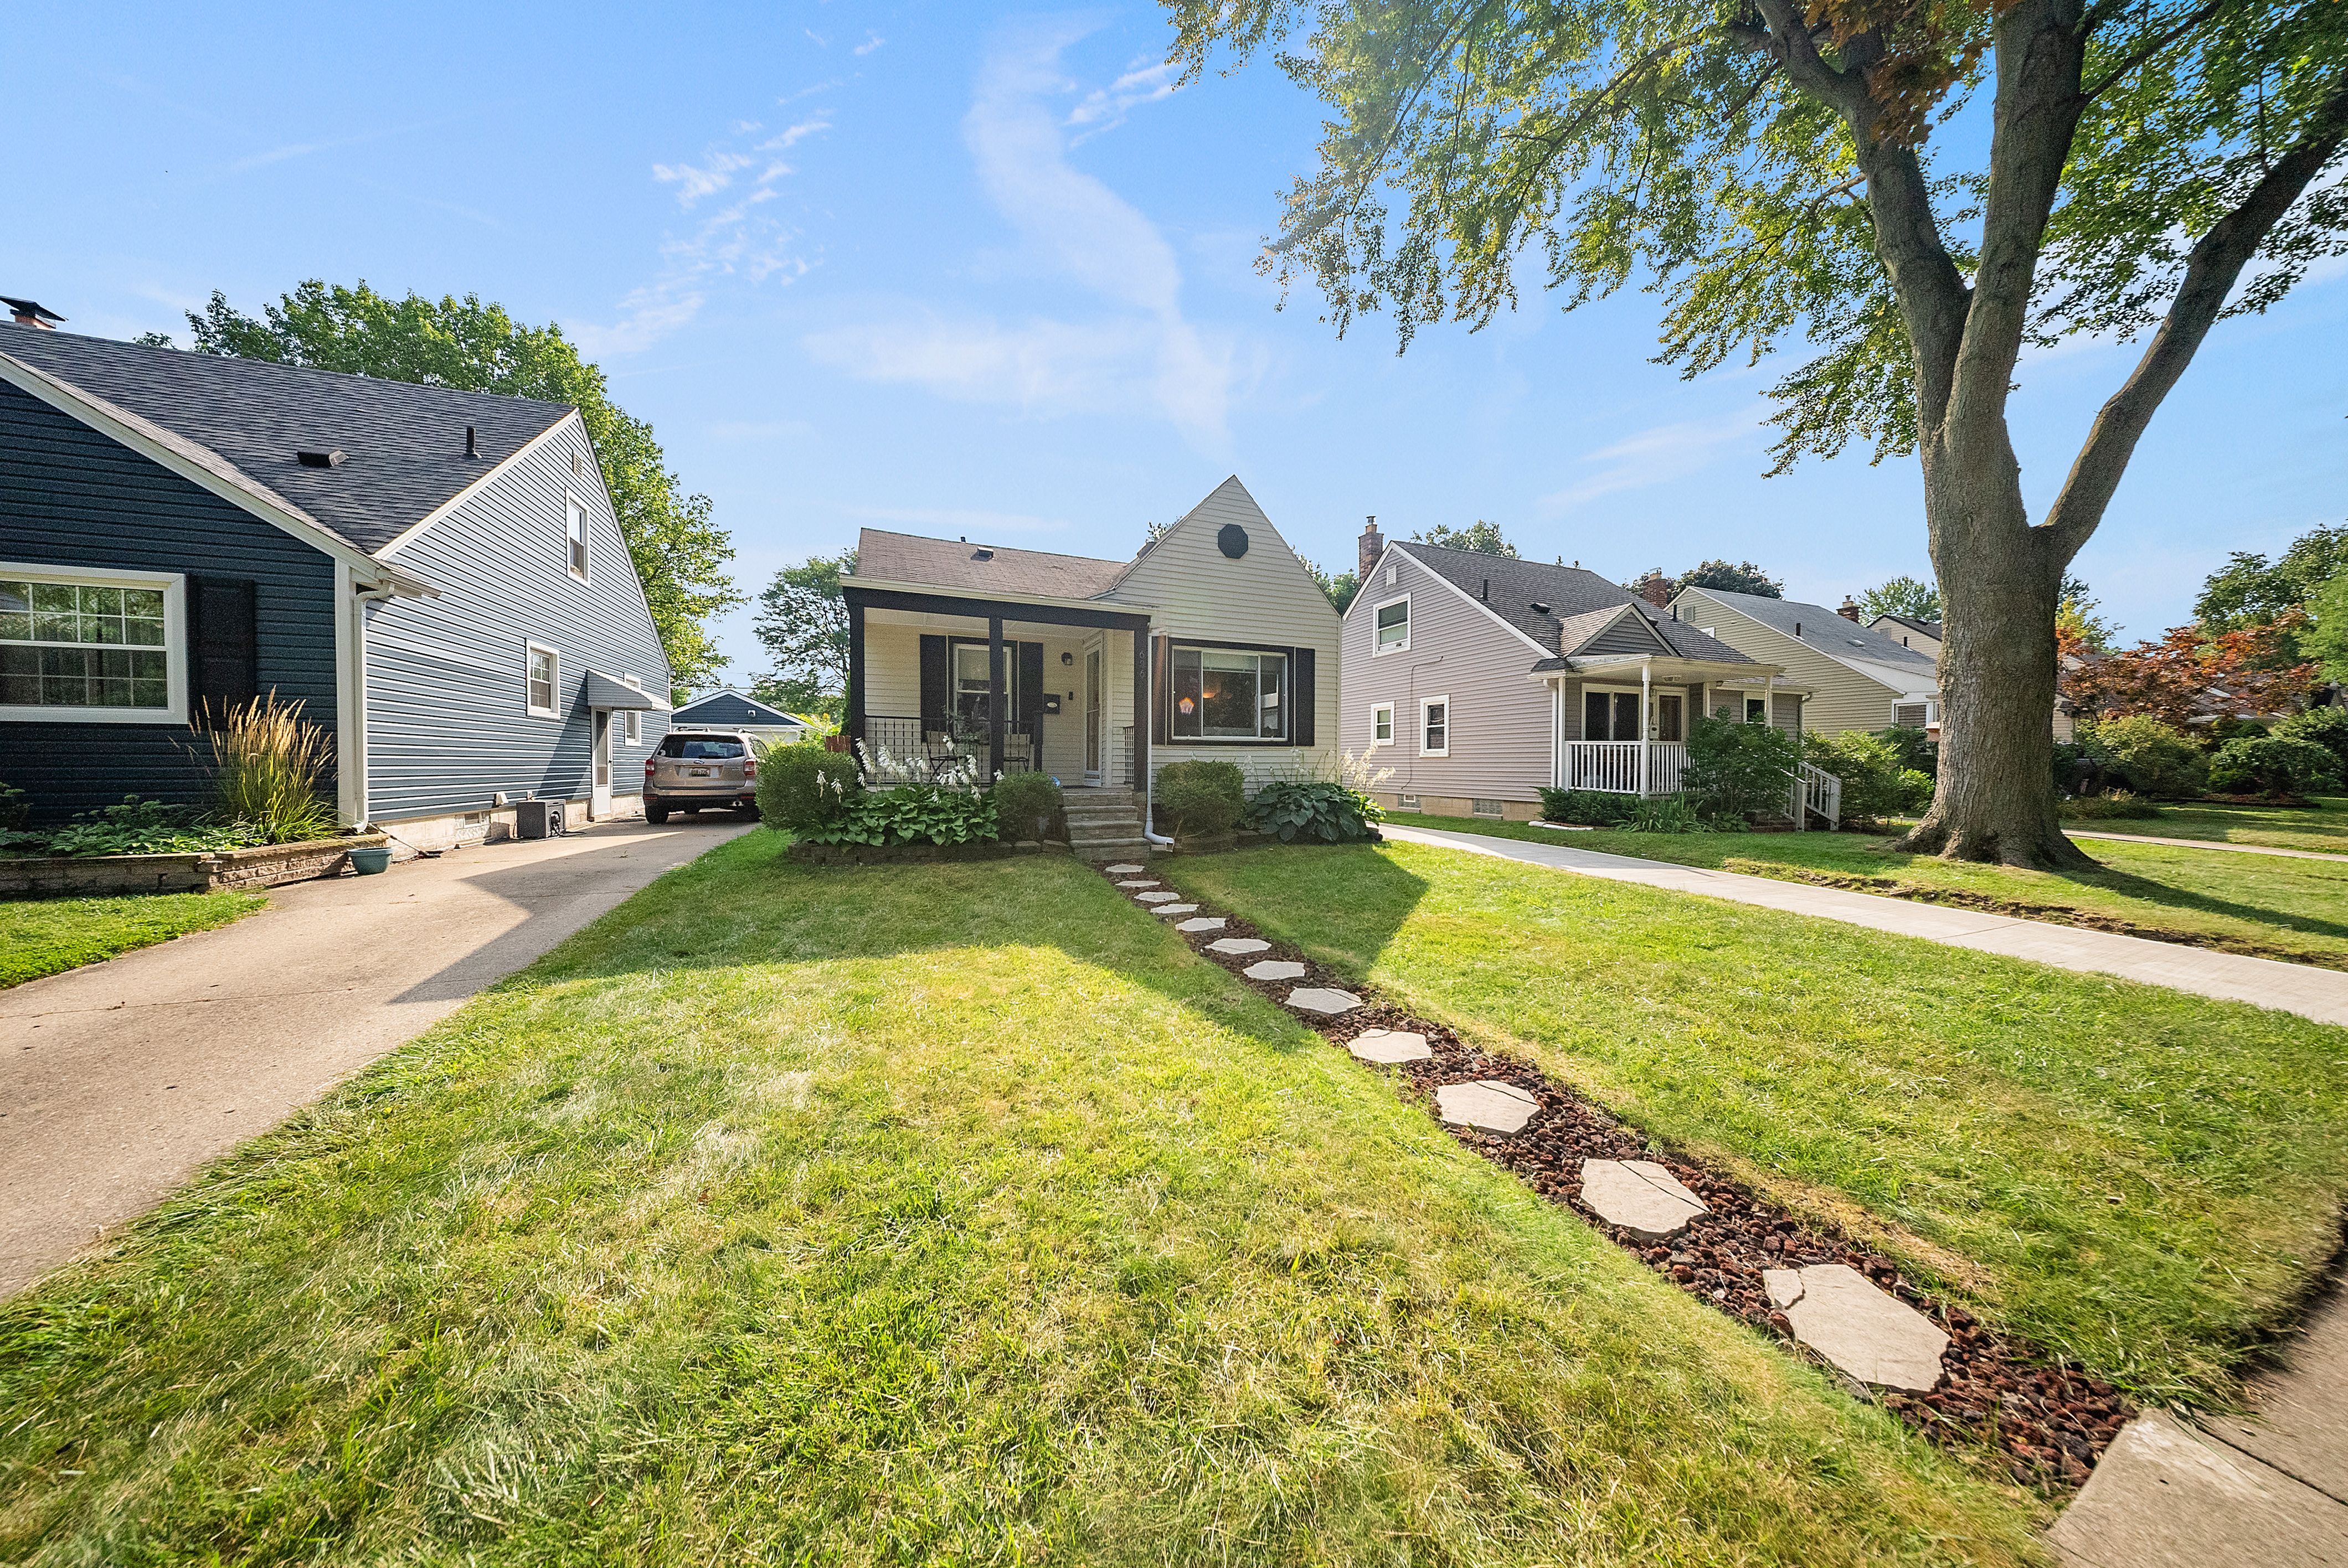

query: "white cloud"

left=854, top=33, right=886, bottom=56
left=653, top=150, right=753, bottom=209
left=806, top=20, right=1230, bottom=449
left=1067, top=58, right=1178, bottom=141
left=1539, top=407, right=1764, bottom=509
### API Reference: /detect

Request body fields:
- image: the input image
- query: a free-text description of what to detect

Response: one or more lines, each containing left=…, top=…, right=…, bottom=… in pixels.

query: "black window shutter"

left=187, top=575, right=259, bottom=723
left=919, top=635, right=948, bottom=721
left=1018, top=642, right=1044, bottom=727
left=1290, top=646, right=1315, bottom=746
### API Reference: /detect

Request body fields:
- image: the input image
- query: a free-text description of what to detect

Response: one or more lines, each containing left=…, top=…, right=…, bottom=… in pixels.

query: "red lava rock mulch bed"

left=1114, top=866, right=2135, bottom=1489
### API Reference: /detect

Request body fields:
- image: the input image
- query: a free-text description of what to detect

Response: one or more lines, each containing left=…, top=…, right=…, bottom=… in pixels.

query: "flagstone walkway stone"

left=1764, top=1263, right=1948, bottom=1391
left=1285, top=987, right=1361, bottom=1016
left=1579, top=1158, right=1708, bottom=1240
left=1346, top=1028, right=1432, bottom=1064
left=1206, top=937, right=1270, bottom=956
left=1244, top=960, right=1306, bottom=981
left=1434, top=1080, right=1539, bottom=1134
left=1175, top=916, right=1226, bottom=932
left=1134, top=890, right=1178, bottom=903
left=1103, top=864, right=1145, bottom=874
left=1116, top=879, right=1160, bottom=889
left=1152, top=902, right=1198, bottom=915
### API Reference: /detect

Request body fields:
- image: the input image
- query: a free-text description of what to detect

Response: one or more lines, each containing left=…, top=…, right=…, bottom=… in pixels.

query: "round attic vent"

left=1217, top=523, right=1249, bottom=559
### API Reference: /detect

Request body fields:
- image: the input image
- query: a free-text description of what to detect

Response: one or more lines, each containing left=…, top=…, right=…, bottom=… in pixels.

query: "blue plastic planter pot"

left=348, top=845, right=393, bottom=876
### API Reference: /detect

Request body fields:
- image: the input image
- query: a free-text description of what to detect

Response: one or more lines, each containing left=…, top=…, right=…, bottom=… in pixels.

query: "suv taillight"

left=644, top=757, right=656, bottom=778
left=743, top=757, right=758, bottom=781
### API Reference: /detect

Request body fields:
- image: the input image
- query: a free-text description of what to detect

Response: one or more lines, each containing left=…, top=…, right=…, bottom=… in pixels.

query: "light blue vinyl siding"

left=0, top=380, right=338, bottom=821
left=365, top=420, right=672, bottom=821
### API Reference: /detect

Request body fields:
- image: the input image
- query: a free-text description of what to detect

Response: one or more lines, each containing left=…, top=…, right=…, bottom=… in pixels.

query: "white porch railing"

left=1791, top=761, right=1842, bottom=829
left=1560, top=740, right=1689, bottom=796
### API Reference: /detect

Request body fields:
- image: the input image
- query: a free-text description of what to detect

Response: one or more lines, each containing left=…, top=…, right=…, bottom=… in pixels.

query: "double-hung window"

left=1420, top=695, right=1449, bottom=756
left=565, top=496, right=589, bottom=580
left=1373, top=595, right=1410, bottom=654
left=1371, top=703, right=1393, bottom=744
left=526, top=643, right=559, bottom=718
left=0, top=568, right=181, bottom=723
left=622, top=673, right=643, bottom=743
left=1171, top=645, right=1287, bottom=741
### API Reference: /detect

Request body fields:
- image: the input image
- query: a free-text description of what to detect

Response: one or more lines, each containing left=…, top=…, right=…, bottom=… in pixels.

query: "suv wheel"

left=646, top=800, right=670, bottom=824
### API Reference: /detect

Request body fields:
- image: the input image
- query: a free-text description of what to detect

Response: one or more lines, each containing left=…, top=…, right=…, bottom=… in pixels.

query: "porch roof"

left=1530, top=653, right=1813, bottom=694
left=843, top=579, right=1152, bottom=631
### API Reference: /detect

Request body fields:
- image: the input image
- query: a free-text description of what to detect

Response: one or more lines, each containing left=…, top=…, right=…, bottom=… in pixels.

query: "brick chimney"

left=1636, top=570, right=1671, bottom=608
left=3, top=297, right=65, bottom=331
left=1837, top=598, right=1861, bottom=622
left=1357, top=515, right=1384, bottom=582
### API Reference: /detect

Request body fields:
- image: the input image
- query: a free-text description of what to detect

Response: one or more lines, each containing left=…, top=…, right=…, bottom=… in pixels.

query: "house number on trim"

left=1217, top=524, right=1249, bottom=559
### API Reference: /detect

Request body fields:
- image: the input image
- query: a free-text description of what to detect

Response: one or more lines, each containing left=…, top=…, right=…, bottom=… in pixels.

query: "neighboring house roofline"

left=673, top=688, right=806, bottom=723
left=1672, top=585, right=1934, bottom=692
left=0, top=347, right=434, bottom=597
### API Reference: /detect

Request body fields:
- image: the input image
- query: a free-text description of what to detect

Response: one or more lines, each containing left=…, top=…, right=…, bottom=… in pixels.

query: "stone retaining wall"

left=0, top=833, right=388, bottom=896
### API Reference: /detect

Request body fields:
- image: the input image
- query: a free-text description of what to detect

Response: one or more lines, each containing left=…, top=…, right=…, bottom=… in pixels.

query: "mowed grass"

left=1167, top=840, right=2348, bottom=1405
left=0, top=832, right=2046, bottom=1566
left=2102, top=795, right=2348, bottom=854
left=0, top=890, right=265, bottom=987
left=1393, top=812, right=2348, bottom=968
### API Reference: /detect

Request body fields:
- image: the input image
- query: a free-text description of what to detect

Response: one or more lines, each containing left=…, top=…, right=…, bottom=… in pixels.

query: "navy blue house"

left=0, top=317, right=670, bottom=844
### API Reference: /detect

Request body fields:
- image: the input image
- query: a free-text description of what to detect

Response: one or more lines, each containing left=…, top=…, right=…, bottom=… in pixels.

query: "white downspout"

left=1140, top=630, right=1174, bottom=847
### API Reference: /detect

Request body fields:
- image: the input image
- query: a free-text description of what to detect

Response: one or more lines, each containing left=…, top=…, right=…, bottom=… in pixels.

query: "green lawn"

left=1166, top=839, right=2348, bottom=1407
left=2093, top=795, right=2348, bottom=854
left=1387, top=812, right=2348, bottom=968
left=0, top=832, right=2044, bottom=1565
left=0, top=890, right=265, bottom=987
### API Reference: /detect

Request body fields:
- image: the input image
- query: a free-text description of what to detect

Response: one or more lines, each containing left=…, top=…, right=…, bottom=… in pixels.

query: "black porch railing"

left=862, top=714, right=1045, bottom=780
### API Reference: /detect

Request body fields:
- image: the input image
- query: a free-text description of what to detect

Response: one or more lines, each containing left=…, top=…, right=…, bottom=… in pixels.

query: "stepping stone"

left=1244, top=960, right=1306, bottom=981
left=1207, top=937, right=1270, bottom=956
left=1347, top=1028, right=1432, bottom=1064
left=1435, top=1080, right=1539, bottom=1134
left=1117, top=879, right=1161, bottom=889
left=1175, top=916, right=1227, bottom=933
left=1152, top=903, right=1199, bottom=916
left=1579, top=1159, right=1708, bottom=1240
left=1135, top=891, right=1179, bottom=903
left=1285, top=987, right=1361, bottom=1017
left=1104, top=864, right=1145, bottom=874
left=1763, top=1265, right=1948, bottom=1391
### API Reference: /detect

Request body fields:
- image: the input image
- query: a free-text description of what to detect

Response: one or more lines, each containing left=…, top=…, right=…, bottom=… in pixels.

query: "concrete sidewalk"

left=2068, top=828, right=2348, bottom=864
left=0, top=818, right=749, bottom=1297
left=1379, top=824, right=2348, bottom=1027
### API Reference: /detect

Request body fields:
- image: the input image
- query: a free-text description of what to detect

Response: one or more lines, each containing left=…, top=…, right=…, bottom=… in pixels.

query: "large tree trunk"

left=1897, top=462, right=2093, bottom=867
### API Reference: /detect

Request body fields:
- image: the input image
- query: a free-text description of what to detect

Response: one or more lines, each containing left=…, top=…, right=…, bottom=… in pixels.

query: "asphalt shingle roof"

left=1875, top=612, right=1945, bottom=642
left=1686, top=586, right=1938, bottom=672
left=0, top=324, right=575, bottom=554
left=853, top=528, right=1130, bottom=599
left=1394, top=543, right=1754, bottom=664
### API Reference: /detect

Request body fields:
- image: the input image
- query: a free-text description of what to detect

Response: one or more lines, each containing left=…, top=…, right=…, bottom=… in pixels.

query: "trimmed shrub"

left=2057, top=791, right=2162, bottom=820
left=990, top=772, right=1065, bottom=843
left=1155, top=759, right=1245, bottom=838
left=2208, top=735, right=2338, bottom=798
left=2079, top=716, right=2207, bottom=798
left=1249, top=779, right=1382, bottom=843
left=1803, top=730, right=1933, bottom=825
left=2272, top=706, right=2348, bottom=779
left=1536, top=787, right=1635, bottom=826
left=1683, top=711, right=1800, bottom=823
left=758, top=741, right=862, bottom=832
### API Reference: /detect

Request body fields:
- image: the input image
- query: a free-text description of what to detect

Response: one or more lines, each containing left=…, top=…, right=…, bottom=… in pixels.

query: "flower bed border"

left=1118, top=863, right=2136, bottom=1489
left=0, top=833, right=389, bottom=897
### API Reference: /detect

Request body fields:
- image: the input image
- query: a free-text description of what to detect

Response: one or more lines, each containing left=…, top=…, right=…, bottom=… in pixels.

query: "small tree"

left=1674, top=560, right=1783, bottom=599
left=1683, top=712, right=1800, bottom=822
left=2062, top=615, right=2317, bottom=728
left=1410, top=520, right=1517, bottom=555
left=751, top=551, right=857, bottom=719
left=1859, top=577, right=1942, bottom=623
left=1307, top=560, right=1362, bottom=613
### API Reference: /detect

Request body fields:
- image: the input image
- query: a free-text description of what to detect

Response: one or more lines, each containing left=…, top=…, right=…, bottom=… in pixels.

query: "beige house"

left=1671, top=587, right=1941, bottom=736
left=840, top=477, right=1339, bottom=854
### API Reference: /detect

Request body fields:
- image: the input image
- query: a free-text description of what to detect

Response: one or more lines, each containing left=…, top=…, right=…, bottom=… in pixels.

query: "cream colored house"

left=839, top=477, right=1340, bottom=852
left=1672, top=587, right=1942, bottom=735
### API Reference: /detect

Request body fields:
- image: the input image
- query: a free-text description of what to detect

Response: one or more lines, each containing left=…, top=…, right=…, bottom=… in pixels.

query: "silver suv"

left=645, top=731, right=759, bottom=823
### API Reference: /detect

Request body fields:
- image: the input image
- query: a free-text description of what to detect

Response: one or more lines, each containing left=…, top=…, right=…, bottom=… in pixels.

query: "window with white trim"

left=1171, top=644, right=1288, bottom=741
left=527, top=643, right=559, bottom=718
left=1371, top=702, right=1393, bottom=744
left=0, top=568, right=182, bottom=723
left=1373, top=594, right=1410, bottom=654
left=622, top=673, right=642, bottom=742
left=1420, top=695, right=1449, bottom=756
left=565, top=496, right=589, bottom=580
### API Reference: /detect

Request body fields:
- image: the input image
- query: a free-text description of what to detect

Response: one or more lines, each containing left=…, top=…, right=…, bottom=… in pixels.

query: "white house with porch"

left=1338, top=528, right=1839, bottom=824
left=839, top=477, right=1341, bottom=858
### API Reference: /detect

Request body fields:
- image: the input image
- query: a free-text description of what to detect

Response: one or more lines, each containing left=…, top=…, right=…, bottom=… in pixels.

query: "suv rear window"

left=660, top=736, right=746, bottom=760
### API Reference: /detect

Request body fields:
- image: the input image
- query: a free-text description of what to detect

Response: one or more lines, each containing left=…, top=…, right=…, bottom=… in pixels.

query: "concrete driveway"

left=0, top=817, right=753, bottom=1297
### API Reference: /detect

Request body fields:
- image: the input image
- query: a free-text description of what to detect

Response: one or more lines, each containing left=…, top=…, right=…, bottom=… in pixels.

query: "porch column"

left=1638, top=661, right=1651, bottom=796
left=1131, top=625, right=1150, bottom=791
left=846, top=594, right=866, bottom=752
left=988, top=613, right=1006, bottom=781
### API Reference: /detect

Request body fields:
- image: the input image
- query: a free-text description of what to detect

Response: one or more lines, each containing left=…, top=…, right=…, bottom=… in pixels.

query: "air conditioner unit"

left=514, top=799, right=566, bottom=839
left=1892, top=702, right=1933, bottom=729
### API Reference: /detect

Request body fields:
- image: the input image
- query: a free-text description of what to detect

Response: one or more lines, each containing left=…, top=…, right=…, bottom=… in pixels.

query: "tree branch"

left=2079, top=0, right=2231, bottom=106
left=2042, top=68, right=2348, bottom=561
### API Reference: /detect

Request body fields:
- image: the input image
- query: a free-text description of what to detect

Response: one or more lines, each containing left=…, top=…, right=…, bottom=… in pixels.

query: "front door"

left=591, top=710, right=612, bottom=819
left=1084, top=648, right=1103, bottom=782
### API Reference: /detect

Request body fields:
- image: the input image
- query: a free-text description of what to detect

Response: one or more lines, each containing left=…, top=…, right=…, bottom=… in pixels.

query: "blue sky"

left=6, top=2, right=2344, bottom=683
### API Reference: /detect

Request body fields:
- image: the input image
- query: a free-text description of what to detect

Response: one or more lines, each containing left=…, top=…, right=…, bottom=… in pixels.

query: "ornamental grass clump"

left=204, top=693, right=338, bottom=843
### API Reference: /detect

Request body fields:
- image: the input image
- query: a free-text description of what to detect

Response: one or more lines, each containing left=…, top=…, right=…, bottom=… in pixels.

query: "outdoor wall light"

left=1060, top=650, right=1074, bottom=664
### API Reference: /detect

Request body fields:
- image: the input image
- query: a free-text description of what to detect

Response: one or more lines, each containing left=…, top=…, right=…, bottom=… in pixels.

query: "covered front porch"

left=841, top=584, right=1152, bottom=785
left=1542, top=656, right=1808, bottom=798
